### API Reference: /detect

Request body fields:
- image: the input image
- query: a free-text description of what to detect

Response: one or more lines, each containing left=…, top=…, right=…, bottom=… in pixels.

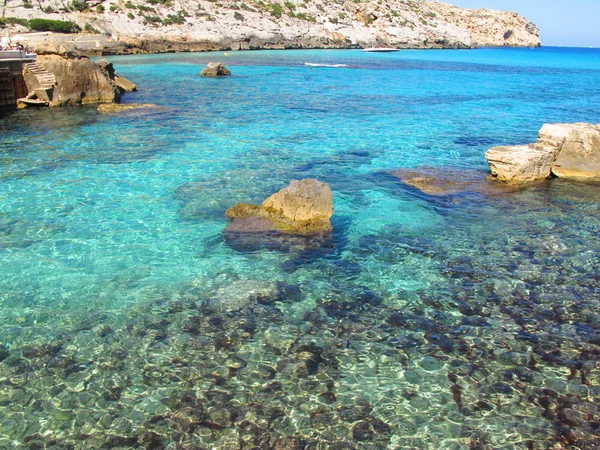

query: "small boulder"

left=261, top=179, right=334, bottom=230
left=205, top=280, right=300, bottom=313
left=200, top=62, right=231, bottom=77
left=225, top=179, right=333, bottom=234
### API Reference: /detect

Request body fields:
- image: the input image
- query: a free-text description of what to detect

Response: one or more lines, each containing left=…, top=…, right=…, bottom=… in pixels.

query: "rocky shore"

left=17, top=43, right=137, bottom=107
left=486, top=123, right=600, bottom=183
left=1, top=0, right=540, bottom=55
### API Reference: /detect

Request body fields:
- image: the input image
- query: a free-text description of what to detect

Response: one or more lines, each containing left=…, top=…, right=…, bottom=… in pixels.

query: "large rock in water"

left=485, top=144, right=558, bottom=183
left=225, top=179, right=334, bottom=234
left=31, top=55, right=120, bottom=107
left=485, top=123, right=600, bottom=183
left=200, top=62, right=231, bottom=77
left=550, top=123, right=600, bottom=179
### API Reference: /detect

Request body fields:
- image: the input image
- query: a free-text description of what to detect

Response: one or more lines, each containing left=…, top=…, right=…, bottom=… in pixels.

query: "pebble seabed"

left=1, top=179, right=600, bottom=450
left=2, top=49, right=600, bottom=449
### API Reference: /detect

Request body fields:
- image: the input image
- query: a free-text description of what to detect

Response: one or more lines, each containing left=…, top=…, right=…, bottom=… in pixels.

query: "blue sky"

left=450, top=1, right=599, bottom=47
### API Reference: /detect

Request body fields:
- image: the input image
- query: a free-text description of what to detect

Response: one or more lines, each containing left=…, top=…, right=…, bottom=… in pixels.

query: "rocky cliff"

left=2, top=0, right=540, bottom=53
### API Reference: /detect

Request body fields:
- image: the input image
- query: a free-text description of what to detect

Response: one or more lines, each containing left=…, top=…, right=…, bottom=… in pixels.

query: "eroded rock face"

left=485, top=145, right=559, bottom=184
left=427, top=2, right=540, bottom=48
left=486, top=123, right=600, bottom=183
left=33, top=55, right=120, bottom=107
left=200, top=62, right=231, bottom=77
left=550, top=123, right=600, bottom=180
left=225, top=179, right=333, bottom=234
left=4, top=0, right=540, bottom=53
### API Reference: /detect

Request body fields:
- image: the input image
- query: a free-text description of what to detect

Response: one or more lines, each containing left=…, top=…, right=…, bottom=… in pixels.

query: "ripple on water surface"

left=1, top=48, right=600, bottom=448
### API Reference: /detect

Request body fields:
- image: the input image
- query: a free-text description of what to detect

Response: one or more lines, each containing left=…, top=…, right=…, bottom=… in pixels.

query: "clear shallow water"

left=1, top=47, right=600, bottom=449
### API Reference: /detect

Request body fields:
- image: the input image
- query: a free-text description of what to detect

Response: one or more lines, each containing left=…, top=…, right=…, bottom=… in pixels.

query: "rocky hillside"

left=2, top=0, right=540, bottom=53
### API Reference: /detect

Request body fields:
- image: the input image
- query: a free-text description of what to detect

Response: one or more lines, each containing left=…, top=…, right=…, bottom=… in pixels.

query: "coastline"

left=23, top=32, right=542, bottom=57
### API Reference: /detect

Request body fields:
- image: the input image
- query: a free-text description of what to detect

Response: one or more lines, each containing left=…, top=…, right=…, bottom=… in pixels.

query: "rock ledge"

left=486, top=123, right=600, bottom=183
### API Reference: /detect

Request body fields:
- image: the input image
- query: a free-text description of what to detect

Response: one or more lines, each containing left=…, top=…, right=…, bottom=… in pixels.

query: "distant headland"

left=1, top=0, right=540, bottom=54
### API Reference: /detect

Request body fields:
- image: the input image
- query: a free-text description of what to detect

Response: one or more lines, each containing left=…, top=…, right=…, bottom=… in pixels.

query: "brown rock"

left=114, top=76, right=137, bottom=92
left=200, top=62, right=231, bottom=77
left=97, top=103, right=158, bottom=113
left=392, top=167, right=523, bottom=196
left=261, top=179, right=334, bottom=229
left=225, top=203, right=262, bottom=219
left=225, top=179, right=333, bottom=234
left=32, top=55, right=120, bottom=107
left=96, top=59, right=137, bottom=92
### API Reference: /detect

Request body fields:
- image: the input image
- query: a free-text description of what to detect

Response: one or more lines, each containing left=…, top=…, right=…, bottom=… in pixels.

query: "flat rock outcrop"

left=486, top=123, right=600, bottom=183
left=393, top=167, right=522, bottom=196
left=226, top=179, right=333, bottom=235
left=3, top=0, right=540, bottom=54
left=200, top=62, right=231, bottom=77
left=485, top=145, right=558, bottom=183
left=97, top=103, right=157, bottom=113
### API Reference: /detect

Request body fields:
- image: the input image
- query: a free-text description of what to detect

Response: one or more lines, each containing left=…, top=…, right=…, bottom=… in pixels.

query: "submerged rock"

left=225, top=179, right=333, bottom=235
left=200, top=62, right=231, bottom=77
left=392, top=167, right=522, bottom=196
left=97, top=103, right=158, bottom=113
left=204, top=280, right=301, bottom=313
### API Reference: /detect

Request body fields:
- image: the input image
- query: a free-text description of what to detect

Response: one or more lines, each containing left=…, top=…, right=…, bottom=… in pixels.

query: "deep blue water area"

left=1, top=47, right=600, bottom=449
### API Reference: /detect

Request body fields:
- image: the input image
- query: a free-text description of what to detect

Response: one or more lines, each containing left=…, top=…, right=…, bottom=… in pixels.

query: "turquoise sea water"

left=1, top=47, right=600, bottom=449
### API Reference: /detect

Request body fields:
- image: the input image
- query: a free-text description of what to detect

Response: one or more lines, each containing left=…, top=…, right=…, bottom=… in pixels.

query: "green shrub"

left=295, top=12, right=315, bottom=22
left=0, top=16, right=30, bottom=27
left=96, top=5, right=105, bottom=12
left=143, top=15, right=162, bottom=26
left=71, top=0, right=88, bottom=12
left=163, top=13, right=185, bottom=25
left=127, top=12, right=135, bottom=19
left=28, top=18, right=81, bottom=32
left=109, top=5, right=117, bottom=11
left=269, top=2, right=283, bottom=18
left=234, top=11, right=244, bottom=20
left=83, top=22, right=99, bottom=32
left=146, top=0, right=172, bottom=6
left=137, top=5, right=155, bottom=13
